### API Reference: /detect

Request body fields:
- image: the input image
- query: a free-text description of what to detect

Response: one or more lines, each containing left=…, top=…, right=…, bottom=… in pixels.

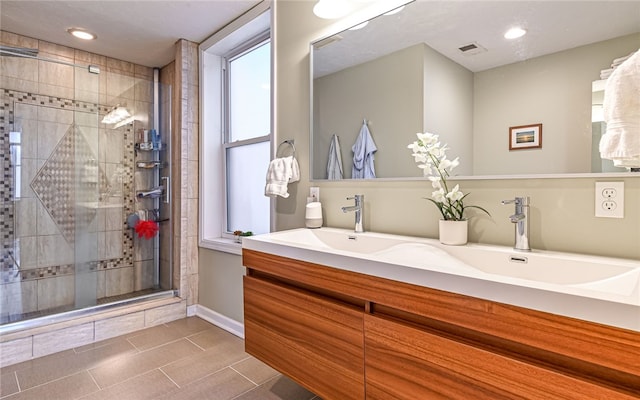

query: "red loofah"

left=134, top=220, right=159, bottom=239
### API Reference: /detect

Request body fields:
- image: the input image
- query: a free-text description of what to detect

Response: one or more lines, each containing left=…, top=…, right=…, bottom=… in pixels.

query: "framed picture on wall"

left=509, top=123, right=542, bottom=150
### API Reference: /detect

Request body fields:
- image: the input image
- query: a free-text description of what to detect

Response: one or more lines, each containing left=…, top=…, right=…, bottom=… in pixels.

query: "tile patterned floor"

left=0, top=317, right=321, bottom=400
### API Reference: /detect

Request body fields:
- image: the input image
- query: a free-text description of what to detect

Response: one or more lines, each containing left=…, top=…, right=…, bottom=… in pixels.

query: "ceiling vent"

left=458, top=42, right=487, bottom=56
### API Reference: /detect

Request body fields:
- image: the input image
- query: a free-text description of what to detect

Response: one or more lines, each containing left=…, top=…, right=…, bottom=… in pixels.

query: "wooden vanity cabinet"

left=365, top=314, right=639, bottom=399
left=242, top=249, right=640, bottom=400
left=243, top=275, right=365, bottom=400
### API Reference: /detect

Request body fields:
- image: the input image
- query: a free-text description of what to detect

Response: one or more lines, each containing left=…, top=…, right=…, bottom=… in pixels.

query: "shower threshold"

left=0, top=289, right=177, bottom=335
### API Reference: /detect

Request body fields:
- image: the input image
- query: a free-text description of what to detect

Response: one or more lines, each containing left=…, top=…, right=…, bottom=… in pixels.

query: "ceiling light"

left=313, top=0, right=351, bottom=19
left=504, top=27, right=527, bottom=40
left=67, top=28, right=96, bottom=40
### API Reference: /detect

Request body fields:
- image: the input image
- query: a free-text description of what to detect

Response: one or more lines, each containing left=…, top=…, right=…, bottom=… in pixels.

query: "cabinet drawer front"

left=244, top=276, right=365, bottom=400
left=365, top=314, right=637, bottom=400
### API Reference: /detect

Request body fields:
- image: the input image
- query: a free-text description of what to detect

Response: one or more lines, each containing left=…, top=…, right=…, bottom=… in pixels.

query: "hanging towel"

left=599, top=49, right=640, bottom=168
left=351, top=122, right=377, bottom=179
left=326, top=134, right=343, bottom=180
left=265, top=156, right=299, bottom=198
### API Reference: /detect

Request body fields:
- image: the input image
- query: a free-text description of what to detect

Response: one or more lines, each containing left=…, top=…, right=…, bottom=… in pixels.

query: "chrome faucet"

left=342, top=194, right=364, bottom=233
left=501, top=196, right=531, bottom=251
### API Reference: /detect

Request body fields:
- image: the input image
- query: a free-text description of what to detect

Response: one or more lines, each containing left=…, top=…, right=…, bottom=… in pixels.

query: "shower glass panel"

left=1, top=49, right=172, bottom=326
left=73, top=64, right=100, bottom=309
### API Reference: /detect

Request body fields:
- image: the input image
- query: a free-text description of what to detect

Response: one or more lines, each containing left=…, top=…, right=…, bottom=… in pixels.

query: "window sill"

left=200, top=237, right=242, bottom=256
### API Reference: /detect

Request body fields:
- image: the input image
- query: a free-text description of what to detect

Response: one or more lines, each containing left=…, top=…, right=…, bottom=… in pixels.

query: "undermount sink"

left=443, top=244, right=639, bottom=287
left=260, top=227, right=412, bottom=254
left=243, top=227, right=640, bottom=306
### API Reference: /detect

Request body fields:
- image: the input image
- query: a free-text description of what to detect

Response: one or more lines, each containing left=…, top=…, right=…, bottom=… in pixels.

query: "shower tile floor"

left=0, top=317, right=322, bottom=400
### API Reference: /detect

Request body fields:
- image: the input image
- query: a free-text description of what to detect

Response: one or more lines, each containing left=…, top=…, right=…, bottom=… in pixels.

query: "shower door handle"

left=161, top=176, right=170, bottom=204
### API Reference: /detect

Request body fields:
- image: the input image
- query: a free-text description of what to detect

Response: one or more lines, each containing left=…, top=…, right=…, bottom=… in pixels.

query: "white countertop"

left=243, top=228, right=640, bottom=332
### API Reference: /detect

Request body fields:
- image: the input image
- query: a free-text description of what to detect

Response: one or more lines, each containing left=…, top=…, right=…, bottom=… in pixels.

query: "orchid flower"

left=408, top=132, right=490, bottom=221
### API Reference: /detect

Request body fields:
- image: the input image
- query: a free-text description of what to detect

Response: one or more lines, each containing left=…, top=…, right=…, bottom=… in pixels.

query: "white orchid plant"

left=408, top=132, right=489, bottom=221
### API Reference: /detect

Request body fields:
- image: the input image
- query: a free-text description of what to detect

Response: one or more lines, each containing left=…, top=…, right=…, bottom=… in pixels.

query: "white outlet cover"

left=310, top=186, right=320, bottom=202
left=595, top=182, right=624, bottom=218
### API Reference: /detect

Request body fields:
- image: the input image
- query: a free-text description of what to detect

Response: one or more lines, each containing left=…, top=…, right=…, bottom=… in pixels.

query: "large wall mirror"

left=311, top=1, right=640, bottom=180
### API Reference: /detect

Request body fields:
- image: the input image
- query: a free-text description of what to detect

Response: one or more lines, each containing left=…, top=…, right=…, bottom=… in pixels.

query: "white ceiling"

left=0, top=0, right=261, bottom=67
left=314, top=1, right=640, bottom=77
left=1, top=0, right=638, bottom=72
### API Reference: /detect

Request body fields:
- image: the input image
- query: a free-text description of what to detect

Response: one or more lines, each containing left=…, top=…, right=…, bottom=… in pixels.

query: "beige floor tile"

left=126, top=324, right=186, bottom=351
left=0, top=370, right=20, bottom=397
left=77, top=369, right=178, bottom=400
left=157, top=367, right=256, bottom=400
left=231, top=356, right=280, bottom=385
left=161, top=336, right=247, bottom=387
left=89, top=338, right=202, bottom=388
left=164, top=316, right=214, bottom=337
left=6, top=371, right=99, bottom=400
left=0, top=349, right=73, bottom=377
left=15, top=336, right=137, bottom=390
left=186, top=324, right=243, bottom=350
left=234, top=375, right=317, bottom=400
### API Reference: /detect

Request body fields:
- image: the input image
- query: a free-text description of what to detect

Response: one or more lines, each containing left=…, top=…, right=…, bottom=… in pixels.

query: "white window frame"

left=199, top=3, right=272, bottom=254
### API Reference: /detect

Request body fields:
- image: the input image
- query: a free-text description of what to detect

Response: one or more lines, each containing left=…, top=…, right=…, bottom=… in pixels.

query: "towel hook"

left=276, top=139, right=296, bottom=158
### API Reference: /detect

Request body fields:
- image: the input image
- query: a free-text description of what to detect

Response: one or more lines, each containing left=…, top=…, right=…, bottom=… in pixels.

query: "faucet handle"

left=347, top=194, right=364, bottom=202
left=501, top=196, right=529, bottom=205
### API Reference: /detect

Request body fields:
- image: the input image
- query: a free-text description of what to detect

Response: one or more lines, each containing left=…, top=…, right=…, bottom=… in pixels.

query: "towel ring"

left=276, top=139, right=296, bottom=158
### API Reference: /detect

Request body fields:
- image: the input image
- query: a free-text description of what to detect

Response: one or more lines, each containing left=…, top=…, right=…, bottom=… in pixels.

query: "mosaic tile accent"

left=0, top=89, right=16, bottom=278
left=30, top=123, right=108, bottom=244
left=0, top=88, right=139, bottom=289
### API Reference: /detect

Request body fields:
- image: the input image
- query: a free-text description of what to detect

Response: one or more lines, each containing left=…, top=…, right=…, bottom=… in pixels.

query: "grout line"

left=86, top=368, right=102, bottom=395
left=14, top=370, right=21, bottom=393
left=184, top=336, right=206, bottom=351
left=228, top=365, right=259, bottom=386
left=158, top=367, right=181, bottom=389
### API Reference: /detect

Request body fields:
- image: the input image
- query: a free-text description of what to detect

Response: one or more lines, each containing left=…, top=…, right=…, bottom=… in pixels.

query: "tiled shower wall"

left=0, top=31, right=157, bottom=322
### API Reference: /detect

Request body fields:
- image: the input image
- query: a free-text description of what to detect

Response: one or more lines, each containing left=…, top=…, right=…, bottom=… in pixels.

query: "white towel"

left=599, top=49, right=640, bottom=168
left=326, top=134, right=343, bottom=180
left=264, top=156, right=299, bottom=198
left=351, top=122, right=377, bottom=179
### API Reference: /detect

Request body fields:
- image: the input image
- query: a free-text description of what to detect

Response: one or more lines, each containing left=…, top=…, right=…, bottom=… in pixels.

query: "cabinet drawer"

left=365, top=314, right=637, bottom=400
left=244, top=275, right=365, bottom=400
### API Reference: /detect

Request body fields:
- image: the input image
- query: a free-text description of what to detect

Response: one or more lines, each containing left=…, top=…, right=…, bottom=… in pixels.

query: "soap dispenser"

left=305, top=201, right=323, bottom=228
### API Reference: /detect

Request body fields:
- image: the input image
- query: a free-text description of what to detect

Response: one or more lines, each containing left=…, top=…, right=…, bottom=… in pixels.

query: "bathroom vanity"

left=242, top=229, right=640, bottom=399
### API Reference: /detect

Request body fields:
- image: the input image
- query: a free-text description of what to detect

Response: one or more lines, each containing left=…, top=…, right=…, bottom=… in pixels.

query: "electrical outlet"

left=595, top=182, right=624, bottom=218
left=601, top=187, right=617, bottom=199
left=310, top=187, right=320, bottom=202
left=602, top=201, right=617, bottom=211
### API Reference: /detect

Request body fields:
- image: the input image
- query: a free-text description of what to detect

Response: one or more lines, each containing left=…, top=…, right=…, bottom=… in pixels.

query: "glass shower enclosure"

left=0, top=46, right=173, bottom=327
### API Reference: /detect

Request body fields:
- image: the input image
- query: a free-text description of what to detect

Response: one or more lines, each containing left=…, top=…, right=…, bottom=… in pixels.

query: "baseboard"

left=194, top=304, right=244, bottom=339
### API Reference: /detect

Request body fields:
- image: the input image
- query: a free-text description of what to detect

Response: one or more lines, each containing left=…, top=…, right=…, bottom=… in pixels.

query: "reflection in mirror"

left=311, top=1, right=640, bottom=180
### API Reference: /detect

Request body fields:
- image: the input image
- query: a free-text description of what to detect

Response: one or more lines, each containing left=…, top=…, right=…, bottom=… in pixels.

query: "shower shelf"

left=135, top=142, right=166, bottom=152
left=136, top=161, right=164, bottom=169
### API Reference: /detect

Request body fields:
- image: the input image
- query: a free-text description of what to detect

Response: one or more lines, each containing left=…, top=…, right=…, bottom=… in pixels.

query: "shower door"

left=0, top=59, right=104, bottom=322
left=1, top=52, right=171, bottom=326
left=72, top=64, right=101, bottom=309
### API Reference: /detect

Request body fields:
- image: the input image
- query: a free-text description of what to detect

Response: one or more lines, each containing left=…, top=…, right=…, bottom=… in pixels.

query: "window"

left=224, top=39, right=271, bottom=236
left=200, top=5, right=271, bottom=253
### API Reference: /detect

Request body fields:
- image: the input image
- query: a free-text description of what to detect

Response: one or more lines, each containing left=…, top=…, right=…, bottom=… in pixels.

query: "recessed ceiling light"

left=504, top=27, right=527, bottom=40
left=67, top=28, right=96, bottom=40
left=313, top=0, right=351, bottom=19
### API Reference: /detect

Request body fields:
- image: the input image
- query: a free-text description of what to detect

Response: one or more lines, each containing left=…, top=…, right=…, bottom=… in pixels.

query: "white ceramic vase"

left=439, top=219, right=468, bottom=245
